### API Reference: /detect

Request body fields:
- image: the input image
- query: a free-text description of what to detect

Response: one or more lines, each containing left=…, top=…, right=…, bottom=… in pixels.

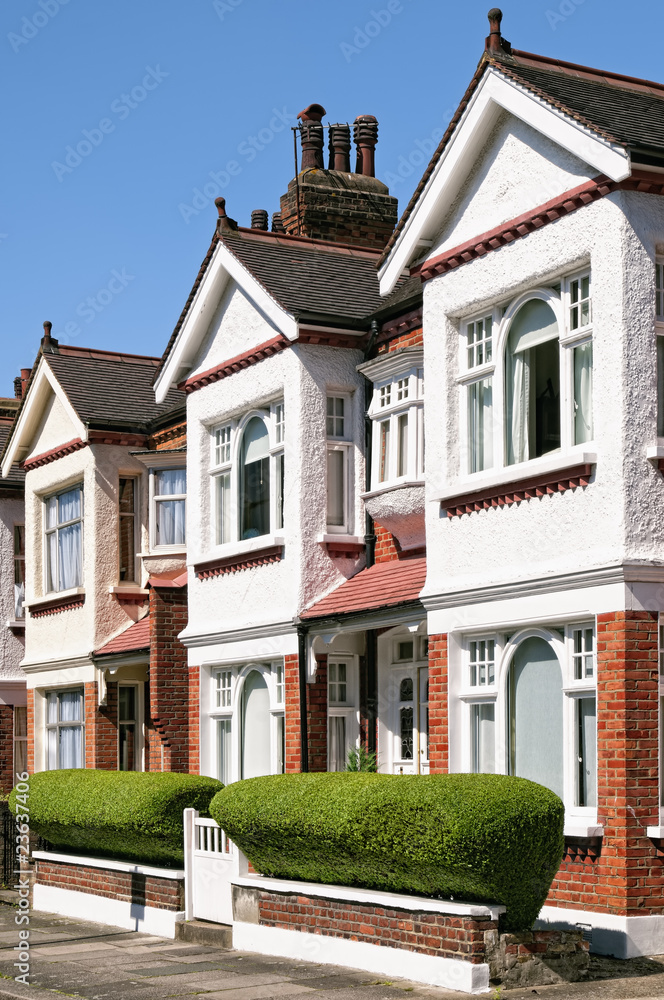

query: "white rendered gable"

left=379, top=65, right=631, bottom=296
left=1, top=359, right=87, bottom=477
left=154, top=240, right=298, bottom=403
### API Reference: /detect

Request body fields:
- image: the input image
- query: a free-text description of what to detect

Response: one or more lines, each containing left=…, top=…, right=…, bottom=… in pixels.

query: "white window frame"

left=458, top=270, right=593, bottom=476
left=368, top=368, right=424, bottom=490
left=327, top=655, right=360, bottom=772
left=44, top=484, right=84, bottom=594
left=209, top=401, right=285, bottom=549
left=13, top=523, right=25, bottom=619
left=456, top=622, right=597, bottom=823
left=118, top=682, right=143, bottom=771
left=326, top=393, right=353, bottom=534
left=118, top=477, right=138, bottom=583
left=150, top=464, right=186, bottom=551
left=45, top=687, right=85, bottom=770
left=209, top=660, right=286, bottom=783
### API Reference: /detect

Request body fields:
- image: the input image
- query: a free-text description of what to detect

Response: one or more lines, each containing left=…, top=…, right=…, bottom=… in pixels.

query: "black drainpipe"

left=297, top=624, right=309, bottom=772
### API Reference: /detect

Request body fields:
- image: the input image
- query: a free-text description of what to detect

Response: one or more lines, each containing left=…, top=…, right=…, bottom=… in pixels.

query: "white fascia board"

left=379, top=67, right=631, bottom=296
left=154, top=241, right=298, bottom=403
left=1, top=358, right=87, bottom=478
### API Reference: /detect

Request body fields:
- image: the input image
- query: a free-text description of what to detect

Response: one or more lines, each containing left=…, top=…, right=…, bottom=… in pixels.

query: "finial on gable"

left=485, top=8, right=511, bottom=56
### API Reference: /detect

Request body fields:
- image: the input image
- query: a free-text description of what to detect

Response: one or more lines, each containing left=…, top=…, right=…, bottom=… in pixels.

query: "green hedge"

left=10, top=770, right=223, bottom=867
left=210, top=772, right=564, bottom=931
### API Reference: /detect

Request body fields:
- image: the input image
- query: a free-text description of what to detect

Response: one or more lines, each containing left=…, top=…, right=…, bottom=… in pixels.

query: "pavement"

left=0, top=903, right=663, bottom=1000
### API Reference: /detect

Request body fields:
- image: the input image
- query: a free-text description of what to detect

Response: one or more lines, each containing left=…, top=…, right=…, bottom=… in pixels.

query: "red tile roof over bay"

left=301, top=556, right=426, bottom=620
left=95, top=615, right=150, bottom=656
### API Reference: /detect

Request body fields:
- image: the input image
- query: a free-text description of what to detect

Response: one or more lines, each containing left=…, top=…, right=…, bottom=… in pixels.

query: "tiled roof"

left=95, top=615, right=150, bottom=657
left=379, top=48, right=664, bottom=268
left=301, top=556, right=426, bottom=620
left=45, top=346, right=184, bottom=430
left=0, top=408, right=24, bottom=487
left=219, top=228, right=413, bottom=327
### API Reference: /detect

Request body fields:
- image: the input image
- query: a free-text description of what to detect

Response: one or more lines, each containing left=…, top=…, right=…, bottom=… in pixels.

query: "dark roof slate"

left=45, top=347, right=184, bottom=431
left=0, top=421, right=24, bottom=487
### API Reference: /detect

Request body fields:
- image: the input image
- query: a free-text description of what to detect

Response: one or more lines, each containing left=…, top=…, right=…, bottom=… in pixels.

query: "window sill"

left=139, top=548, right=187, bottom=558
left=438, top=451, right=596, bottom=518
left=646, top=445, right=664, bottom=471
left=6, top=618, right=25, bottom=632
left=317, top=534, right=365, bottom=559
left=646, top=825, right=664, bottom=839
left=362, top=479, right=425, bottom=501
left=109, top=585, right=150, bottom=604
left=194, top=535, right=285, bottom=579
left=26, top=588, right=86, bottom=618
left=564, top=824, right=604, bottom=839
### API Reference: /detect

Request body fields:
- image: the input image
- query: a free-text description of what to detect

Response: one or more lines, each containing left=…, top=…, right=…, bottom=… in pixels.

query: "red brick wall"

left=0, top=705, right=14, bottom=792
left=258, top=890, right=495, bottom=963
left=374, top=523, right=401, bottom=564
left=148, top=586, right=189, bottom=773
left=428, top=633, right=448, bottom=774
left=284, top=653, right=301, bottom=773
left=547, top=610, right=663, bottom=915
left=188, top=665, right=200, bottom=775
left=26, top=689, right=34, bottom=775
left=35, top=860, right=184, bottom=911
left=84, top=682, right=118, bottom=770
left=376, top=327, right=423, bottom=355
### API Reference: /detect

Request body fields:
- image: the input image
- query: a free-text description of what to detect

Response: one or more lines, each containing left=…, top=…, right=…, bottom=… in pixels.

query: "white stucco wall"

left=0, top=495, right=25, bottom=680
left=422, top=185, right=664, bottom=601
left=28, top=390, right=80, bottom=458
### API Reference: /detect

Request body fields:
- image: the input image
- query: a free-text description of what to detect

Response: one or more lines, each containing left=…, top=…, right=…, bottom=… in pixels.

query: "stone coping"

left=32, top=850, right=184, bottom=880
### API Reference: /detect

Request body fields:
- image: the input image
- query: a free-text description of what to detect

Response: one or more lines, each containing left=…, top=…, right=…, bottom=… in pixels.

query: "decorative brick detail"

left=299, top=330, right=366, bottom=350
left=148, top=586, right=189, bottom=773
left=284, top=654, right=301, bottom=773
left=148, top=420, right=187, bottom=451
left=26, top=689, right=34, bottom=775
left=34, top=859, right=184, bottom=911
left=0, top=705, right=14, bottom=793
left=195, top=545, right=283, bottom=579
left=257, top=890, right=495, bottom=962
left=188, top=666, right=200, bottom=775
left=84, top=682, right=118, bottom=771
left=181, top=335, right=290, bottom=394
left=376, top=326, right=423, bottom=355
left=547, top=611, right=663, bottom=915
left=376, top=311, right=423, bottom=350
left=28, top=593, right=86, bottom=617
left=21, top=437, right=87, bottom=471
left=442, top=463, right=593, bottom=518
left=428, top=634, right=448, bottom=775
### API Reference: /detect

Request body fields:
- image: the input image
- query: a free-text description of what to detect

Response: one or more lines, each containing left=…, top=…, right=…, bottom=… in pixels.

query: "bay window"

left=45, top=485, right=83, bottom=593
left=460, top=271, right=593, bottom=475
left=359, top=351, right=424, bottom=490
left=210, top=402, right=285, bottom=547
left=46, top=688, right=84, bottom=769
left=153, top=468, right=186, bottom=547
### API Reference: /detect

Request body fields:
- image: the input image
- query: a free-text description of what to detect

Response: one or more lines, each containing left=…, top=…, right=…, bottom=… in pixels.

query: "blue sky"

left=1, top=0, right=661, bottom=396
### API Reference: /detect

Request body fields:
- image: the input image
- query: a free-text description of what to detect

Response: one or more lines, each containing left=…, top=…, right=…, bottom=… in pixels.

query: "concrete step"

left=174, top=918, right=233, bottom=948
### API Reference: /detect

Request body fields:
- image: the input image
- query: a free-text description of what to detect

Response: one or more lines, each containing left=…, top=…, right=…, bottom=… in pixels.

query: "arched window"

left=239, top=417, right=270, bottom=540
left=507, top=636, right=563, bottom=798
left=505, top=299, right=560, bottom=465
left=240, top=670, right=271, bottom=779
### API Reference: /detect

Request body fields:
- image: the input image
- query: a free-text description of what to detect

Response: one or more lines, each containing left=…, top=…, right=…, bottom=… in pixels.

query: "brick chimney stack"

left=280, top=102, right=398, bottom=249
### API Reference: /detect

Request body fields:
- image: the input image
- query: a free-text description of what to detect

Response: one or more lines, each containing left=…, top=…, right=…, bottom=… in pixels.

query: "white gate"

left=183, top=809, right=243, bottom=925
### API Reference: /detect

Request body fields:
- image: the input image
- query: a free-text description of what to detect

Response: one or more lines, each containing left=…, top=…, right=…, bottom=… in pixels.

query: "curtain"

left=574, top=342, right=594, bottom=444
left=59, top=726, right=82, bottom=768
left=47, top=530, right=58, bottom=592
left=14, top=582, right=24, bottom=619
left=469, top=378, right=493, bottom=473
left=217, top=719, right=232, bottom=785
left=155, top=469, right=186, bottom=495
left=158, top=499, right=186, bottom=545
left=506, top=349, right=530, bottom=464
left=328, top=716, right=346, bottom=771
left=327, top=450, right=345, bottom=526
left=58, top=488, right=81, bottom=522
left=58, top=522, right=82, bottom=589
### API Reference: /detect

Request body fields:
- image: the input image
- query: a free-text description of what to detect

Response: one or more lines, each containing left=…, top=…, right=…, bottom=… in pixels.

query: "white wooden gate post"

left=183, top=807, right=196, bottom=921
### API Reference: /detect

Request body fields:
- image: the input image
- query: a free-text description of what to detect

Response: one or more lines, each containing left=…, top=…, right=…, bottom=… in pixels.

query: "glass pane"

left=14, top=706, right=27, bottom=739
left=505, top=301, right=559, bottom=465
left=59, top=690, right=81, bottom=722
left=574, top=342, right=593, bottom=444
left=156, top=499, right=186, bottom=546
left=58, top=487, right=81, bottom=523
left=118, top=479, right=135, bottom=514
left=576, top=697, right=597, bottom=808
left=47, top=692, right=58, bottom=725
left=58, top=522, right=82, bottom=590
left=47, top=727, right=57, bottom=769
left=327, top=449, right=345, bottom=527
left=119, top=512, right=135, bottom=582
left=14, top=739, right=27, bottom=778
left=155, top=469, right=186, bottom=496
left=46, top=529, right=58, bottom=593
left=119, top=724, right=136, bottom=771
left=508, top=637, right=563, bottom=798
left=119, top=686, right=136, bottom=723
left=218, top=718, right=232, bottom=785
left=400, top=707, right=414, bottom=759
left=469, top=378, right=493, bottom=473
left=379, top=421, right=390, bottom=482
left=398, top=640, right=414, bottom=660
left=46, top=496, right=57, bottom=530
left=400, top=677, right=413, bottom=701
left=59, top=725, right=82, bottom=768
left=276, top=454, right=284, bottom=531
left=216, top=472, right=231, bottom=544
left=14, top=524, right=25, bottom=561
left=240, top=446, right=270, bottom=540
left=397, top=413, right=408, bottom=477
left=471, top=703, right=495, bottom=773
left=328, top=716, right=346, bottom=771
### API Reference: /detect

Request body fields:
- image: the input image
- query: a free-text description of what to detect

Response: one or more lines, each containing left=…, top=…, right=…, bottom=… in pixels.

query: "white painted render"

left=28, top=389, right=80, bottom=460
left=537, top=905, right=664, bottom=959
left=32, top=884, right=183, bottom=939
left=0, top=495, right=25, bottom=683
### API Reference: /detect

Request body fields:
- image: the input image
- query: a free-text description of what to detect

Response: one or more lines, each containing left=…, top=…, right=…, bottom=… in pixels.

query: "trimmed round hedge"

left=10, top=770, right=223, bottom=867
left=210, top=772, right=564, bottom=931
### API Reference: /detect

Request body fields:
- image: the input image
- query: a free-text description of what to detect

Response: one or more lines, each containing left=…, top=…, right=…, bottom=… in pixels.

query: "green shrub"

left=10, top=770, right=223, bottom=867
left=210, top=772, right=564, bottom=931
left=346, top=745, right=377, bottom=772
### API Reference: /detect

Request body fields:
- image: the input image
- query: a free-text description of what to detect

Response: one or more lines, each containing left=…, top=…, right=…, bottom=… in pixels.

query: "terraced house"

left=5, top=6, right=664, bottom=961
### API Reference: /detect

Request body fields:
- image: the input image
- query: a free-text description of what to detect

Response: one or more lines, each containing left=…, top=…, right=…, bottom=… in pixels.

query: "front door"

left=391, top=667, right=429, bottom=774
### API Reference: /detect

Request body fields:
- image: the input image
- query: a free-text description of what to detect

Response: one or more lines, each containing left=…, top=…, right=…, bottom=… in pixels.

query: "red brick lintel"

left=28, top=593, right=86, bottom=617
left=442, top=463, right=594, bottom=518
left=414, top=171, right=664, bottom=282
left=22, top=431, right=148, bottom=471
left=195, top=544, right=284, bottom=579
